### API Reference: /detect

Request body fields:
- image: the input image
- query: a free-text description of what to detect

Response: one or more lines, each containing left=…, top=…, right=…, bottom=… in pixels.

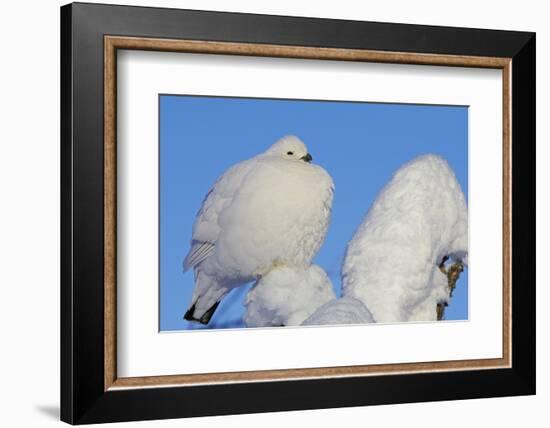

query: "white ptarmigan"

left=341, top=154, right=468, bottom=323
left=183, top=136, right=334, bottom=324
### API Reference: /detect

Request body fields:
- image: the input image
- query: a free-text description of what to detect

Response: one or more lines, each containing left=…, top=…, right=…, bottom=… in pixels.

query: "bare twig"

left=437, top=258, right=464, bottom=320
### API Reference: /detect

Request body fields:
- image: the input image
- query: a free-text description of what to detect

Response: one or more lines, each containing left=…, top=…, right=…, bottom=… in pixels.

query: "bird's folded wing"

left=189, top=158, right=258, bottom=245
left=184, top=157, right=258, bottom=271
left=183, top=241, right=215, bottom=271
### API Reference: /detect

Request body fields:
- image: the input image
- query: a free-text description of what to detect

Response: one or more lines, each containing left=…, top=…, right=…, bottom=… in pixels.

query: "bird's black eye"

left=287, top=151, right=294, bottom=155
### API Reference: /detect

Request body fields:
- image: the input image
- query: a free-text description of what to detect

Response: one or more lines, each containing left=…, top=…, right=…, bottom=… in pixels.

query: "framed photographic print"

left=60, top=2, right=535, bottom=424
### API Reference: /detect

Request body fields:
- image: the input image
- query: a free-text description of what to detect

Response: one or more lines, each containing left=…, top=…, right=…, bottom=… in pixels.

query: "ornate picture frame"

left=61, top=2, right=535, bottom=424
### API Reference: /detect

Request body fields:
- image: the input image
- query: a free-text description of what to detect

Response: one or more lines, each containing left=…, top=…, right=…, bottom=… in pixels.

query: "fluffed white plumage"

left=244, top=264, right=336, bottom=327
left=183, top=135, right=334, bottom=324
left=302, top=296, right=375, bottom=325
left=342, top=154, right=468, bottom=323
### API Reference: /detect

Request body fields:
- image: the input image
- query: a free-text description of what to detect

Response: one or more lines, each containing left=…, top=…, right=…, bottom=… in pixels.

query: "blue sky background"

left=159, top=95, right=468, bottom=331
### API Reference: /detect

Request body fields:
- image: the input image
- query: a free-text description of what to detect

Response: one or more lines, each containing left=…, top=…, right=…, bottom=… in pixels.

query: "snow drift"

left=302, top=296, right=374, bottom=325
left=244, top=264, right=336, bottom=327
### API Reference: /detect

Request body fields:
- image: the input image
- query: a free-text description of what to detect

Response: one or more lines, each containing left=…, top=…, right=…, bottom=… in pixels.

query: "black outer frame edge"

left=60, top=2, right=536, bottom=424
left=60, top=4, right=74, bottom=425
left=510, top=34, right=536, bottom=392
left=69, top=1, right=533, bottom=56
left=79, top=370, right=532, bottom=425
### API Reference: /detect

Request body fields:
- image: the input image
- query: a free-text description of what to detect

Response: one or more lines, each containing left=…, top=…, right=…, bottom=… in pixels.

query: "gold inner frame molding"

left=104, top=35, right=512, bottom=391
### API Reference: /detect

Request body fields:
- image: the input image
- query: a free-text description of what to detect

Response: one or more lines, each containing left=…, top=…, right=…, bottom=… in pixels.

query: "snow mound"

left=244, top=264, right=336, bottom=327
left=302, top=296, right=375, bottom=325
left=342, top=154, right=468, bottom=323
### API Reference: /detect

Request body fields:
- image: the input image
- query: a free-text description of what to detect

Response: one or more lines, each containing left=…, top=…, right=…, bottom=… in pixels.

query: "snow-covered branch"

left=342, top=154, right=468, bottom=322
left=244, top=264, right=335, bottom=327
left=302, top=296, right=374, bottom=325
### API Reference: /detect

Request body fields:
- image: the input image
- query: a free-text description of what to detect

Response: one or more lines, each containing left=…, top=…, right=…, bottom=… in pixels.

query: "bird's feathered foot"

left=184, top=301, right=221, bottom=325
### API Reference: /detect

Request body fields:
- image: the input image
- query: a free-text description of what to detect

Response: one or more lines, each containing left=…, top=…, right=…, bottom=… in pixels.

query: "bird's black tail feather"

left=184, top=301, right=221, bottom=325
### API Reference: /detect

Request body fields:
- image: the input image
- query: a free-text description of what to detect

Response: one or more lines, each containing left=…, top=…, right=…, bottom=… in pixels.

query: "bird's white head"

left=263, top=135, right=313, bottom=163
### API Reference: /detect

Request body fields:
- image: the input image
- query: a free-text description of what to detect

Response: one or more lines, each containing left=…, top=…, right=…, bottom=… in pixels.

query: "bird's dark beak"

left=301, top=153, right=313, bottom=163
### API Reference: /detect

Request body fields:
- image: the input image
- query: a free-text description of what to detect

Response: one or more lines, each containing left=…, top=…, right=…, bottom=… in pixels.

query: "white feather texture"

left=183, top=135, right=334, bottom=322
left=244, top=265, right=336, bottom=327
left=302, top=296, right=375, bottom=325
left=342, top=154, right=468, bottom=323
